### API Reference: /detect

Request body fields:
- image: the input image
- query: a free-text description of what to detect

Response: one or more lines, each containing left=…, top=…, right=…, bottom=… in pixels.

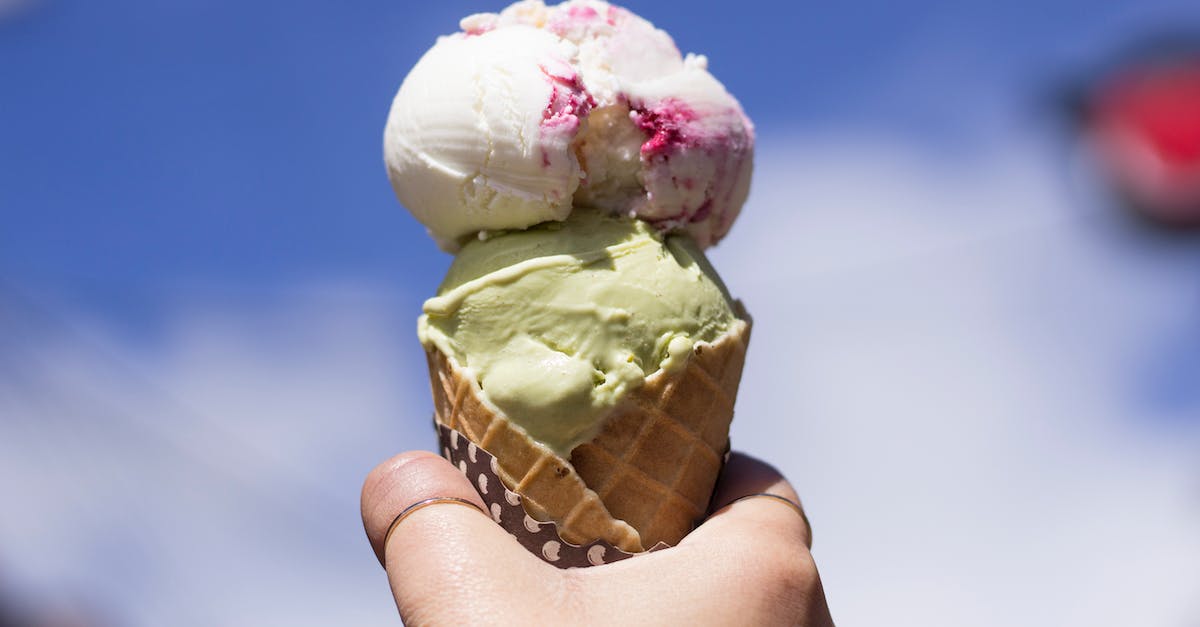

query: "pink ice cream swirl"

left=540, top=61, right=595, bottom=137
left=627, top=96, right=754, bottom=246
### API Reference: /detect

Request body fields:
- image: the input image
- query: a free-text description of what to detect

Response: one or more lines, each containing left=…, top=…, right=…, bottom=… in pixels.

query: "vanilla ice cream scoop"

left=384, top=0, right=754, bottom=251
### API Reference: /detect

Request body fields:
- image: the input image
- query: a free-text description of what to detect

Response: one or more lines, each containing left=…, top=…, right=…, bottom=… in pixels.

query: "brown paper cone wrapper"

left=436, top=423, right=674, bottom=567
left=427, top=308, right=750, bottom=564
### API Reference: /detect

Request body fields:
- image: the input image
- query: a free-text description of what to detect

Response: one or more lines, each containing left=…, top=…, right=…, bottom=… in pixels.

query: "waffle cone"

left=426, top=312, right=750, bottom=553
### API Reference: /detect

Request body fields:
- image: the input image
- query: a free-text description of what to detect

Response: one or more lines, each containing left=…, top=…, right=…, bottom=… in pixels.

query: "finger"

left=628, top=453, right=827, bottom=624
left=580, top=454, right=828, bottom=625
left=360, top=451, right=559, bottom=621
left=692, top=452, right=812, bottom=549
left=361, top=451, right=490, bottom=564
left=710, top=452, right=802, bottom=512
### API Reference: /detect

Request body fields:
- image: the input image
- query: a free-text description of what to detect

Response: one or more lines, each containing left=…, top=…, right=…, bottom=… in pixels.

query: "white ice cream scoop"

left=384, top=0, right=754, bottom=251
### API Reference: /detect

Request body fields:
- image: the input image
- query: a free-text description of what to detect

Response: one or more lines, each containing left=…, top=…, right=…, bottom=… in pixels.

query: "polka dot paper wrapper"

left=436, top=422, right=672, bottom=568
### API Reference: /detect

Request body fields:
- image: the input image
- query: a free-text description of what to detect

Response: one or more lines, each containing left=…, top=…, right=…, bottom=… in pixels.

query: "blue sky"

left=4, top=0, right=1198, bottom=326
left=2, top=1, right=1200, bottom=625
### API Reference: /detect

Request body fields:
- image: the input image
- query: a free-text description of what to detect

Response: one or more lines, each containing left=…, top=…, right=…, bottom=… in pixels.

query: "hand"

left=361, top=450, right=834, bottom=626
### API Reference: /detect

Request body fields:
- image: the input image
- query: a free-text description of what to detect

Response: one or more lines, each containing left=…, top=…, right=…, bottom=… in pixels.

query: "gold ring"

left=724, top=492, right=812, bottom=548
left=384, top=496, right=485, bottom=547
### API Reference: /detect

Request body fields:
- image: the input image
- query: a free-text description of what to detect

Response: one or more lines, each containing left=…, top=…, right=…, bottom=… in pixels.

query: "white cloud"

left=0, top=284, right=428, bottom=626
left=713, top=129, right=1200, bottom=625
left=1, top=130, right=1198, bottom=625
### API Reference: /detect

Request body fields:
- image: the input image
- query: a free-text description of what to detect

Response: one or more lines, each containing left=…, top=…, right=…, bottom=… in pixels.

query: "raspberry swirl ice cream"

left=384, top=0, right=754, bottom=250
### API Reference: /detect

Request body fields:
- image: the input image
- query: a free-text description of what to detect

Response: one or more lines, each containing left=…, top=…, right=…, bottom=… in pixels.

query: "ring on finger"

left=722, top=492, right=812, bottom=548
left=384, top=496, right=486, bottom=547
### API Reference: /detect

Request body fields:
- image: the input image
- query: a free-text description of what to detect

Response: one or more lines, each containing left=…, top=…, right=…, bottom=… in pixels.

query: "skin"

left=361, top=451, right=835, bottom=626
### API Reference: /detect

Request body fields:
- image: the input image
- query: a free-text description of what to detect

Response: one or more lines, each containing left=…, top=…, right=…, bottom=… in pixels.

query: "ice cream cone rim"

left=431, top=306, right=749, bottom=428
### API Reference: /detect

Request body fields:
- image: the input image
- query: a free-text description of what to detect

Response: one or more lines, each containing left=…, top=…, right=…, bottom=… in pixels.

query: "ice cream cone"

left=426, top=310, right=750, bottom=553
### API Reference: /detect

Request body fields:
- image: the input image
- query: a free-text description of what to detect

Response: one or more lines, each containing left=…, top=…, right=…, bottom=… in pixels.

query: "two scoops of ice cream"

left=385, top=0, right=754, bottom=561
